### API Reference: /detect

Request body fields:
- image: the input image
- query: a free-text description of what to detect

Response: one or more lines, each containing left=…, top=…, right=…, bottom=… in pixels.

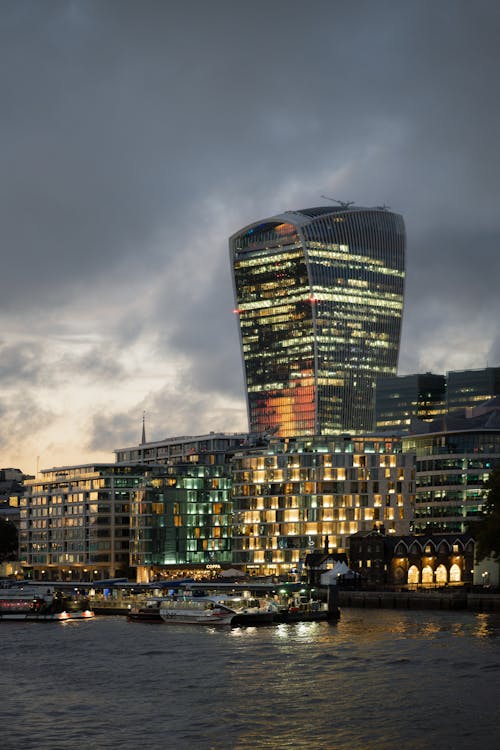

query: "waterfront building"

left=348, top=529, right=475, bottom=587
left=402, top=401, right=500, bottom=534
left=130, top=462, right=233, bottom=583
left=118, top=433, right=248, bottom=582
left=446, top=366, right=500, bottom=413
left=375, top=373, right=446, bottom=432
left=229, top=205, right=405, bottom=437
left=231, top=434, right=414, bottom=577
left=19, top=464, right=161, bottom=581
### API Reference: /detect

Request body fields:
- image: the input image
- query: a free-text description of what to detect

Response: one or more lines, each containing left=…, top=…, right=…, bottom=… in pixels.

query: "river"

left=2, top=609, right=499, bottom=750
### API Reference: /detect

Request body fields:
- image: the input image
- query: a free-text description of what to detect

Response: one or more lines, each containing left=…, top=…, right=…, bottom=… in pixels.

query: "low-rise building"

left=348, top=530, right=475, bottom=587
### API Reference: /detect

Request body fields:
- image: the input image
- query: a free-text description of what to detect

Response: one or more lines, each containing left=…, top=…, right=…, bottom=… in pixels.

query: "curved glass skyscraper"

left=230, top=205, right=405, bottom=436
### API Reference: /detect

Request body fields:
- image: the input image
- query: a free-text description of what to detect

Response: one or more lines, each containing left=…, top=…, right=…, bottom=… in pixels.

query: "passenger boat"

left=0, top=587, right=94, bottom=621
left=159, top=596, right=236, bottom=626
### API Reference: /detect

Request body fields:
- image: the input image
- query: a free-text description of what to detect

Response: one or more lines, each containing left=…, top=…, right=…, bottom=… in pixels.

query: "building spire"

left=141, top=411, right=146, bottom=445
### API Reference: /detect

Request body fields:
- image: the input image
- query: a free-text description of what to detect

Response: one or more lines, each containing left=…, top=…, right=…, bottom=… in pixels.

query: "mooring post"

left=327, top=583, right=340, bottom=619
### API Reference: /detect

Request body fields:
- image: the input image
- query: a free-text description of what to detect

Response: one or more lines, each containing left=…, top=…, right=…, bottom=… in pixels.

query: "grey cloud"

left=1, top=0, right=500, bottom=465
left=87, top=409, right=142, bottom=454
left=0, top=393, right=56, bottom=450
left=0, top=342, right=45, bottom=386
left=63, top=344, right=128, bottom=383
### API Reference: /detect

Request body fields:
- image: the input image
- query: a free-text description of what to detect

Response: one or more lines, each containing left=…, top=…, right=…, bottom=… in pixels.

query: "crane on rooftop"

left=321, top=195, right=355, bottom=208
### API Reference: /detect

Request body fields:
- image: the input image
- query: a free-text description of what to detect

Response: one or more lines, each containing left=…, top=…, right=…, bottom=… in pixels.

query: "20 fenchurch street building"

left=230, top=205, right=406, bottom=437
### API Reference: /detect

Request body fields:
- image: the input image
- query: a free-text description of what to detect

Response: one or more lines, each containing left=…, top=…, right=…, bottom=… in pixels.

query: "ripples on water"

left=2, top=609, right=499, bottom=750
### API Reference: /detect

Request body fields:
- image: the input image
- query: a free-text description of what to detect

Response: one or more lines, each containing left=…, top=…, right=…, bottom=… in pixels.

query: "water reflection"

left=1, top=609, right=499, bottom=750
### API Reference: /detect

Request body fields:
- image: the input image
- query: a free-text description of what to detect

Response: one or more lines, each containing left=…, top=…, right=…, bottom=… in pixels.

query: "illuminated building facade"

left=19, top=464, right=158, bottom=581
left=375, top=373, right=446, bottom=432
left=230, top=205, right=405, bottom=437
left=403, top=403, right=500, bottom=533
left=130, top=463, right=233, bottom=581
left=348, top=530, right=475, bottom=587
left=231, top=435, right=414, bottom=576
left=119, top=433, right=247, bottom=582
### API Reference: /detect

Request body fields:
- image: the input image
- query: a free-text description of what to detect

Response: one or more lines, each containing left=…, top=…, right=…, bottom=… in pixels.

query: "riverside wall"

left=337, top=589, right=500, bottom=613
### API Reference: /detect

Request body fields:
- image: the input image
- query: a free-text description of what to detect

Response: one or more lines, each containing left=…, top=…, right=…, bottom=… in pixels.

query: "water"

left=2, top=609, right=499, bottom=750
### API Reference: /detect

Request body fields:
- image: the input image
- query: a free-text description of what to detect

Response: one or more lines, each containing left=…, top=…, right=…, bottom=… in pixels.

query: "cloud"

left=1, top=0, right=499, bottom=469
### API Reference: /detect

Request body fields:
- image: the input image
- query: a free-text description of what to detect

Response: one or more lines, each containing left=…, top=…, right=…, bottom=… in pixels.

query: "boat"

left=128, top=597, right=164, bottom=622
left=273, top=588, right=339, bottom=623
left=159, top=596, right=236, bottom=626
left=0, top=586, right=94, bottom=621
left=219, top=595, right=278, bottom=626
left=273, top=601, right=330, bottom=623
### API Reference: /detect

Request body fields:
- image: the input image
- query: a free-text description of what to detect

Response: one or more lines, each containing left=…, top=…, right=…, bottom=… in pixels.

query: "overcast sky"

left=1, top=0, right=499, bottom=473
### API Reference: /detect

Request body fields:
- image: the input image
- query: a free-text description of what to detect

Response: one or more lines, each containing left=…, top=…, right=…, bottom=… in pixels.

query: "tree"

left=0, top=518, right=18, bottom=563
left=474, top=467, right=500, bottom=563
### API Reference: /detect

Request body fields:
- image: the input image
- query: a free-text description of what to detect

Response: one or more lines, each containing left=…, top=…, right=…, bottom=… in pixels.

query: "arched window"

left=450, top=563, right=461, bottom=582
left=422, top=565, right=433, bottom=585
left=435, top=564, right=447, bottom=585
left=408, top=565, right=420, bottom=584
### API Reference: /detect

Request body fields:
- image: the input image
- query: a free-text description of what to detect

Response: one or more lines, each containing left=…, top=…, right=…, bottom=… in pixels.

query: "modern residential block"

left=231, top=434, right=415, bottom=576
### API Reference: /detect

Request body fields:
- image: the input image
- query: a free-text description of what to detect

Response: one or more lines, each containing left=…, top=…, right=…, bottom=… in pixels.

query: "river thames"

left=2, top=608, right=499, bottom=750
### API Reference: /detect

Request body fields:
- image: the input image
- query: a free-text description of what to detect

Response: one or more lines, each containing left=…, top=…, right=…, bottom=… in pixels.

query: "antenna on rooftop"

left=321, top=195, right=355, bottom=208
left=376, top=204, right=391, bottom=210
left=141, top=411, right=147, bottom=445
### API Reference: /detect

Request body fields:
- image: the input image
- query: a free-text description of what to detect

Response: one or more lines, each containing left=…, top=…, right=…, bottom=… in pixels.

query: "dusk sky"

left=1, top=0, right=500, bottom=474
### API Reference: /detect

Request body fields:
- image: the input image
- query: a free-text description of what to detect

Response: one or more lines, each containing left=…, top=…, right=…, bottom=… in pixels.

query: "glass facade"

left=130, top=463, right=233, bottom=570
left=231, top=435, right=414, bottom=576
left=446, top=367, right=500, bottom=412
left=230, top=206, right=405, bottom=437
left=375, top=373, right=446, bottom=431
left=403, top=429, right=500, bottom=533
left=123, top=435, right=244, bottom=578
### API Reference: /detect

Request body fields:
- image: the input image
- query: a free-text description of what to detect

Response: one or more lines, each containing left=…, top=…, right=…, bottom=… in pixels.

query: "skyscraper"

left=230, top=205, right=405, bottom=436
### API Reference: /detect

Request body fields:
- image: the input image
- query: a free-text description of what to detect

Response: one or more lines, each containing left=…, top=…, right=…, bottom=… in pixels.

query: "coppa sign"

left=205, top=564, right=221, bottom=570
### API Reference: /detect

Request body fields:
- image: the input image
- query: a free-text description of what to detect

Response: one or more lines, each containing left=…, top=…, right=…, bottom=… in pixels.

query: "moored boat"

left=128, top=597, right=164, bottom=622
left=220, top=596, right=278, bottom=626
left=159, top=596, right=236, bottom=626
left=0, top=587, right=94, bottom=622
